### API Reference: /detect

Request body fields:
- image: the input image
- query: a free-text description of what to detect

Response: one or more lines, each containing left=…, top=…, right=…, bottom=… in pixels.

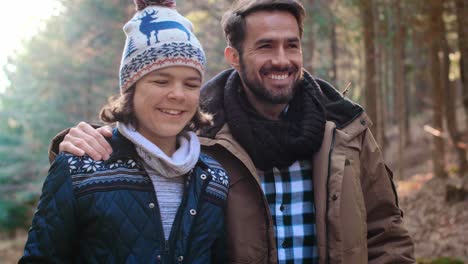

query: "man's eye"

left=288, top=43, right=299, bottom=49
left=258, top=44, right=271, bottom=49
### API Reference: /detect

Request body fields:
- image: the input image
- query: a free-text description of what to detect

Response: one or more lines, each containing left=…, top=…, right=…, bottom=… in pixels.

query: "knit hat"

left=119, top=0, right=206, bottom=93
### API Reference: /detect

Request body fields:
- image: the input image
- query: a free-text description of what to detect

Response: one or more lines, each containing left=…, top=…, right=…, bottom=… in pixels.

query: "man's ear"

left=224, top=46, right=240, bottom=71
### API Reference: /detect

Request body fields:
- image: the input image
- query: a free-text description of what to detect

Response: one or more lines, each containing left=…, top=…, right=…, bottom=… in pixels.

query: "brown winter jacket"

left=197, top=69, right=415, bottom=264
left=199, top=118, right=414, bottom=264
left=48, top=69, right=415, bottom=264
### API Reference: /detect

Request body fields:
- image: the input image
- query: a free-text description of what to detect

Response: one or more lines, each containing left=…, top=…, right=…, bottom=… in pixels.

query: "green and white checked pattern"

left=258, top=160, right=319, bottom=264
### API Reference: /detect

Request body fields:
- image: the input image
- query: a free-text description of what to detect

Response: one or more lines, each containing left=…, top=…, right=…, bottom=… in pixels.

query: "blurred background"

left=0, top=0, right=467, bottom=263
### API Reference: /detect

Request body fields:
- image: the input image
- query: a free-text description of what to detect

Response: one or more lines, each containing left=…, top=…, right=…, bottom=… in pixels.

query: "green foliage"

left=0, top=197, right=36, bottom=233
left=417, top=257, right=465, bottom=264
left=0, top=200, right=28, bottom=232
left=0, top=0, right=129, bottom=232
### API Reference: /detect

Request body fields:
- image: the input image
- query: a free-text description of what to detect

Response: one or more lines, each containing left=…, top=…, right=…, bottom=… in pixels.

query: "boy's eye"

left=152, top=80, right=168, bottom=85
left=185, top=83, right=200, bottom=89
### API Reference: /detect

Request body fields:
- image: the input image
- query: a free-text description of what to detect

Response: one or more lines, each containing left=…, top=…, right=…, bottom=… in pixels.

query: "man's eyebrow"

left=255, top=38, right=273, bottom=45
left=286, top=37, right=300, bottom=42
left=254, top=37, right=300, bottom=45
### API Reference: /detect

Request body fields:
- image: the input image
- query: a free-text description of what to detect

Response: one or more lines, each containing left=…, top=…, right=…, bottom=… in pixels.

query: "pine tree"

left=0, top=0, right=130, bottom=232
left=125, top=37, right=137, bottom=59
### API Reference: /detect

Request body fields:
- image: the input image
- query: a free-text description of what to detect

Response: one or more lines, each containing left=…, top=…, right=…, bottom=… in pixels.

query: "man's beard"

left=239, top=57, right=301, bottom=104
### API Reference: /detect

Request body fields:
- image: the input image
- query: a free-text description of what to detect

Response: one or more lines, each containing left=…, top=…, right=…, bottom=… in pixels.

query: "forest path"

left=385, top=113, right=468, bottom=262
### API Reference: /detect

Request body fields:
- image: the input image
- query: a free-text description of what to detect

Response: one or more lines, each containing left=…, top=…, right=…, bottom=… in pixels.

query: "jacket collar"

left=199, top=111, right=370, bottom=186
left=107, top=128, right=213, bottom=170
left=106, top=129, right=139, bottom=162
left=199, top=124, right=260, bottom=184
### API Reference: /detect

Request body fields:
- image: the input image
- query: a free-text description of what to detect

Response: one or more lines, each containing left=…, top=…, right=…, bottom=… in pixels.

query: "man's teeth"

left=160, top=109, right=182, bottom=115
left=268, top=73, right=289, bottom=80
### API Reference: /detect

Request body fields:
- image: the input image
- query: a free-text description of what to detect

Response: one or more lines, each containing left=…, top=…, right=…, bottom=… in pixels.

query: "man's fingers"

left=63, top=122, right=111, bottom=160
left=96, top=125, right=114, bottom=154
left=69, top=128, right=108, bottom=160
left=59, top=141, right=85, bottom=157
left=75, top=122, right=112, bottom=158
left=97, top=125, right=113, bottom=137
left=57, top=122, right=113, bottom=160
left=61, top=134, right=104, bottom=160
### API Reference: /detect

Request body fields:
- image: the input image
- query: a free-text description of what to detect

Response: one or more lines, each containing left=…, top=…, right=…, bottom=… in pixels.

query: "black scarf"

left=224, top=71, right=326, bottom=170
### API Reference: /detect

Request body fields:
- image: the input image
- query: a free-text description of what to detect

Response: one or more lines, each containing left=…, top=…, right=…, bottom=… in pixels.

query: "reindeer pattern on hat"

left=137, top=9, right=191, bottom=46
left=134, top=0, right=176, bottom=10
left=119, top=0, right=205, bottom=92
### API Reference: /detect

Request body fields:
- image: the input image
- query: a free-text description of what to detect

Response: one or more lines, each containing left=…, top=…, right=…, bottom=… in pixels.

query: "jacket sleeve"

left=19, top=155, right=78, bottom=263
left=211, top=228, right=226, bottom=263
left=359, top=128, right=415, bottom=264
left=210, top=165, right=229, bottom=263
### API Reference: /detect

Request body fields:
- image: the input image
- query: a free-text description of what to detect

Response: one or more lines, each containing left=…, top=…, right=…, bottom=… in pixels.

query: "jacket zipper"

left=325, top=128, right=337, bottom=264
left=164, top=240, right=170, bottom=254
left=167, top=171, right=192, bottom=261
left=150, top=185, right=169, bottom=261
left=183, top=168, right=212, bottom=261
left=139, top=160, right=171, bottom=263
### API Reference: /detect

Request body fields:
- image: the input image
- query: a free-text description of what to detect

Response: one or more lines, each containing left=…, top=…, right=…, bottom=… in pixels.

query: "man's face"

left=238, top=11, right=303, bottom=104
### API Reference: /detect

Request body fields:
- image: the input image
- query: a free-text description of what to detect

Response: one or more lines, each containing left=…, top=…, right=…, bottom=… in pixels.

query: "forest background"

left=0, top=0, right=467, bottom=263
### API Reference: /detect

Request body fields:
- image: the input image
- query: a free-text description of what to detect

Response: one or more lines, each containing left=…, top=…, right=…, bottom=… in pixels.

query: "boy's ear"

left=224, top=46, right=240, bottom=71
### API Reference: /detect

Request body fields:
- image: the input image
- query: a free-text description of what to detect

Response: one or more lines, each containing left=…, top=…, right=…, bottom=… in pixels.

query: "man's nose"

left=271, top=47, right=289, bottom=67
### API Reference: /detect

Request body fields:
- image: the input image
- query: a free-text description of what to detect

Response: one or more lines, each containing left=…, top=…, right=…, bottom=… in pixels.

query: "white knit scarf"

left=117, top=122, right=200, bottom=178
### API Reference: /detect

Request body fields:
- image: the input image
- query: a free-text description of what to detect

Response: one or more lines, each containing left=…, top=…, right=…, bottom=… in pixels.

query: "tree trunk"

left=360, top=0, right=379, bottom=137
left=429, top=0, right=447, bottom=178
left=385, top=3, right=395, bottom=127
left=374, top=1, right=386, bottom=148
left=328, top=0, right=338, bottom=84
left=442, top=4, right=468, bottom=176
left=383, top=17, right=391, bottom=147
left=413, top=23, right=431, bottom=114
left=304, top=0, right=315, bottom=73
left=393, top=0, right=407, bottom=178
left=330, top=15, right=338, bottom=84
left=456, top=0, right=468, bottom=129
left=401, top=18, right=411, bottom=146
left=443, top=49, right=468, bottom=177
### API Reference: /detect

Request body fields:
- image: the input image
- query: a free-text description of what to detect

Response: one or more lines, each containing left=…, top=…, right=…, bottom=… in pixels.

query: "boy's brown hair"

left=99, top=85, right=212, bottom=132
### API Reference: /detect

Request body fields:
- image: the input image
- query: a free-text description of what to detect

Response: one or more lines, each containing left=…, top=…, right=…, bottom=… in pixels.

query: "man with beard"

left=50, top=0, right=415, bottom=263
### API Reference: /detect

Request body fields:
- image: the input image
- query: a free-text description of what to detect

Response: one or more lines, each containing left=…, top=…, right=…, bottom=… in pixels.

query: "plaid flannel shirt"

left=258, top=160, right=319, bottom=264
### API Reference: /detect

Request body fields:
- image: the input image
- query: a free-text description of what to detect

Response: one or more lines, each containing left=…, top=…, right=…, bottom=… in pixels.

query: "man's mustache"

left=260, top=65, right=299, bottom=75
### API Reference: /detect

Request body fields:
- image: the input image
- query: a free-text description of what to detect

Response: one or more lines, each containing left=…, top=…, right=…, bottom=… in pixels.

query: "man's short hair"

left=221, top=0, right=306, bottom=53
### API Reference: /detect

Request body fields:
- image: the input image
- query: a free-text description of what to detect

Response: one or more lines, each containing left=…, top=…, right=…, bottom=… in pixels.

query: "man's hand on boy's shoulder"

left=52, top=122, right=114, bottom=161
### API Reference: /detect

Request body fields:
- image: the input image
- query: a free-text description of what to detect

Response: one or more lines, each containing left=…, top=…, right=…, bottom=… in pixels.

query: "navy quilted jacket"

left=20, top=130, right=228, bottom=264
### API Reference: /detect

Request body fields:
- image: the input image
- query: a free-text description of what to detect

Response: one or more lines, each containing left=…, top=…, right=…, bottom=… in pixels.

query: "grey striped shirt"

left=145, top=165, right=184, bottom=241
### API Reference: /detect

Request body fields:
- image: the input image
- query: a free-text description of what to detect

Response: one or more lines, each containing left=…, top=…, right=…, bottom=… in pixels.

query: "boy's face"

left=133, top=66, right=201, bottom=145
